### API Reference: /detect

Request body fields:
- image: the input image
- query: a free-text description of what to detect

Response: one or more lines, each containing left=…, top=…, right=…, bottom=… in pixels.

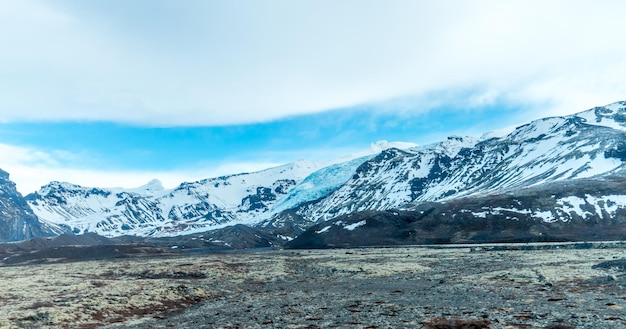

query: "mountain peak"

left=127, top=178, right=166, bottom=197
left=143, top=179, right=164, bottom=191
left=0, top=168, right=9, bottom=180
left=42, top=181, right=82, bottom=192
left=604, top=100, right=626, bottom=110
left=370, top=140, right=418, bottom=153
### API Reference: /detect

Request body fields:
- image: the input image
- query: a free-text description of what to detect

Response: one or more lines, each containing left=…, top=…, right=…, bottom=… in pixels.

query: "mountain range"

left=1, top=101, right=626, bottom=247
left=22, top=141, right=415, bottom=239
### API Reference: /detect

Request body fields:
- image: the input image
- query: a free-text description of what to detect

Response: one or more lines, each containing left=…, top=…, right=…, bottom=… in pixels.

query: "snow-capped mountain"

left=266, top=101, right=626, bottom=230
left=22, top=101, right=626, bottom=242
left=26, top=141, right=415, bottom=238
left=26, top=162, right=314, bottom=237
left=286, top=171, right=626, bottom=248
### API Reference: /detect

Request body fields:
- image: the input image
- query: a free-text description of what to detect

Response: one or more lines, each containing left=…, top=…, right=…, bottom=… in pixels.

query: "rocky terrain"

left=1, top=244, right=626, bottom=329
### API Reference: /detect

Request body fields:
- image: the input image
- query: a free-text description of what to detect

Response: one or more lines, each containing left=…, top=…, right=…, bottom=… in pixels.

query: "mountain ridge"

left=24, top=141, right=416, bottom=238
left=267, top=102, right=626, bottom=232
left=6, top=101, right=626, bottom=244
left=286, top=171, right=626, bottom=248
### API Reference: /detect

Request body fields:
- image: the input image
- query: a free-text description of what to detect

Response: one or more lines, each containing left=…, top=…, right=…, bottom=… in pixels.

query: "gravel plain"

left=1, top=245, right=625, bottom=328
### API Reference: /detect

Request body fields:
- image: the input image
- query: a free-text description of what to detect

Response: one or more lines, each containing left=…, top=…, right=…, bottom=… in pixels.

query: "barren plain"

left=1, top=244, right=626, bottom=329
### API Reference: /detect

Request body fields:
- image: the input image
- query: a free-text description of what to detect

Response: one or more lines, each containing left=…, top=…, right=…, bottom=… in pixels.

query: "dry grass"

left=0, top=256, right=244, bottom=328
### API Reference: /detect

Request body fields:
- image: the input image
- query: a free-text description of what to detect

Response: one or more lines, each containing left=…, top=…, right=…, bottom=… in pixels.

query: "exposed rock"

left=592, top=259, right=626, bottom=271
left=0, top=169, right=60, bottom=242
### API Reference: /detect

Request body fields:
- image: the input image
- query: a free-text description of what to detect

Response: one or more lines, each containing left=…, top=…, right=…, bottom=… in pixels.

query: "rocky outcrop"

left=0, top=169, right=59, bottom=242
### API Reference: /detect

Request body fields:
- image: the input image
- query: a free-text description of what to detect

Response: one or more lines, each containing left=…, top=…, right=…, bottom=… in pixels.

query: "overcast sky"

left=1, top=0, right=625, bottom=193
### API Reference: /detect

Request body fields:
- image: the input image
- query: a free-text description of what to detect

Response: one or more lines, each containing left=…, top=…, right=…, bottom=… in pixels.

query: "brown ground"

left=1, top=245, right=625, bottom=328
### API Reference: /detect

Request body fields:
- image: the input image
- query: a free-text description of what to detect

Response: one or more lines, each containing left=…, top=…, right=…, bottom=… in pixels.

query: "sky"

left=1, top=0, right=625, bottom=194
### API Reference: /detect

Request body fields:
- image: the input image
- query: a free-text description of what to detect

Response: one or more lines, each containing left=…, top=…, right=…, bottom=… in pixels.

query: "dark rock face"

left=0, top=169, right=57, bottom=242
left=168, top=201, right=229, bottom=224
left=191, top=224, right=284, bottom=249
left=240, top=180, right=296, bottom=212
left=594, top=101, right=626, bottom=122
left=0, top=226, right=285, bottom=265
left=241, top=187, right=276, bottom=211
left=604, top=137, right=626, bottom=161
left=141, top=224, right=285, bottom=250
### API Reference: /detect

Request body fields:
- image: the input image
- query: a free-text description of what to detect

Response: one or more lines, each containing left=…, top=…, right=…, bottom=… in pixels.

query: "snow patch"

left=472, top=211, right=488, bottom=218
left=315, top=226, right=331, bottom=234
left=533, top=210, right=556, bottom=223
left=277, top=234, right=294, bottom=241
left=343, top=220, right=366, bottom=231
left=557, top=194, right=626, bottom=220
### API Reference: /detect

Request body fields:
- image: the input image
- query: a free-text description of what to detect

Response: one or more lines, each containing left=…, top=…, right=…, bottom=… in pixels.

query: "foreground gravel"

left=2, top=245, right=625, bottom=328
left=110, top=246, right=626, bottom=329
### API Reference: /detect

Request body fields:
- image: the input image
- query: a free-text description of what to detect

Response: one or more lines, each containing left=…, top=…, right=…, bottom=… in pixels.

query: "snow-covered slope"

left=271, top=156, right=373, bottom=214
left=27, top=162, right=315, bottom=237
left=27, top=142, right=415, bottom=237
left=275, top=101, right=626, bottom=225
left=575, top=101, right=626, bottom=131
left=286, top=172, right=626, bottom=248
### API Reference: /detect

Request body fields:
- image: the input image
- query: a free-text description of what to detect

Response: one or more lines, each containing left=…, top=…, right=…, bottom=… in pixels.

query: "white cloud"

left=0, top=142, right=285, bottom=194
left=0, top=0, right=624, bottom=125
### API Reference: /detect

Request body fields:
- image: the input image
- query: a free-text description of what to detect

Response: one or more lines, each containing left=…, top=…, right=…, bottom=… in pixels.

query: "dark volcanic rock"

left=199, top=224, right=283, bottom=249
left=592, top=259, right=626, bottom=271
left=0, top=226, right=286, bottom=266
left=0, top=232, right=175, bottom=265
left=1, top=244, right=172, bottom=265
left=0, top=232, right=112, bottom=253
left=0, top=169, right=58, bottom=242
left=143, top=224, right=286, bottom=250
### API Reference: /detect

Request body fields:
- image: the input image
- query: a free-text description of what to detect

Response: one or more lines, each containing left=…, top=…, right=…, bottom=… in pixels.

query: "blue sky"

left=1, top=0, right=625, bottom=193
left=0, top=99, right=530, bottom=170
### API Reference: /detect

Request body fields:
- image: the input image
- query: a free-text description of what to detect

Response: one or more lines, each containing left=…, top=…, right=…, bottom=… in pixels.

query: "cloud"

left=0, top=142, right=285, bottom=194
left=0, top=0, right=624, bottom=126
